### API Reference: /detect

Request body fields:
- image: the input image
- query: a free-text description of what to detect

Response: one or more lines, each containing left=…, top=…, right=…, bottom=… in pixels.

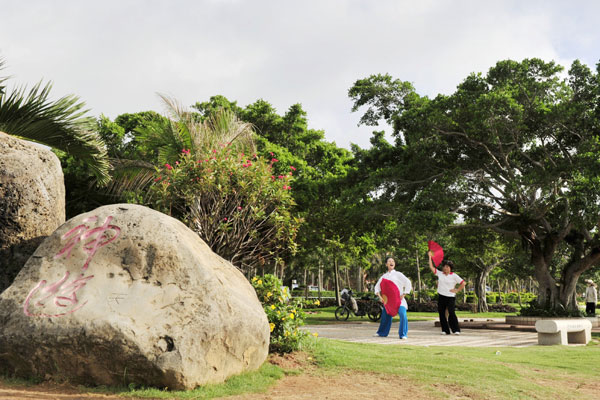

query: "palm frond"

left=0, top=72, right=111, bottom=185
left=104, top=158, right=157, bottom=199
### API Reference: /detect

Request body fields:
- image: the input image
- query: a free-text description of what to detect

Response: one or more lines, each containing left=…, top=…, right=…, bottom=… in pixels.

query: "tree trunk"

left=345, top=266, right=351, bottom=291
left=334, top=259, right=341, bottom=307
left=416, top=249, right=422, bottom=303
left=357, top=265, right=363, bottom=293
left=475, top=263, right=494, bottom=313
left=530, top=235, right=600, bottom=312
left=318, top=264, right=323, bottom=301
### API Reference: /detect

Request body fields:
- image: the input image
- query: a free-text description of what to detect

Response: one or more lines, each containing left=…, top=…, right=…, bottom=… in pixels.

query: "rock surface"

left=0, top=203, right=269, bottom=390
left=0, top=131, right=65, bottom=293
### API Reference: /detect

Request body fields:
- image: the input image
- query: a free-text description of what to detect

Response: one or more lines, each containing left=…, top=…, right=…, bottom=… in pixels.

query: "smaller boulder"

left=0, top=131, right=65, bottom=293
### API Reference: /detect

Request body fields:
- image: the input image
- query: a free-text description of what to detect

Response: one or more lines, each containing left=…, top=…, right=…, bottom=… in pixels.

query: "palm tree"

left=106, top=94, right=256, bottom=197
left=139, top=93, right=256, bottom=164
left=0, top=57, right=110, bottom=185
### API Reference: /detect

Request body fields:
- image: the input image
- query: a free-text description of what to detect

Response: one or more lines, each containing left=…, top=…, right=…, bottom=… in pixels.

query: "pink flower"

left=181, top=149, right=190, bottom=155
left=237, top=206, right=242, bottom=210
left=223, top=217, right=228, bottom=221
left=271, top=158, right=279, bottom=163
left=154, top=176, right=162, bottom=182
left=290, top=166, right=296, bottom=171
left=270, top=152, right=274, bottom=156
left=165, top=163, right=173, bottom=170
left=278, top=175, right=284, bottom=179
left=212, top=149, right=217, bottom=153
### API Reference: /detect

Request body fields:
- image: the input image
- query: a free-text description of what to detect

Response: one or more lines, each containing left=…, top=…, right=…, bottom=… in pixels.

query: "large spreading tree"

left=349, top=58, right=600, bottom=312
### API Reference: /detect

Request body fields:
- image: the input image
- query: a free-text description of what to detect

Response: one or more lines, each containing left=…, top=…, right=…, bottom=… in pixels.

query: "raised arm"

left=427, top=251, right=437, bottom=274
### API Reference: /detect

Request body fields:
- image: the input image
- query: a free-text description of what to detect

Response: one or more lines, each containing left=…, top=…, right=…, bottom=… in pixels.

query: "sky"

left=2, top=0, right=600, bottom=150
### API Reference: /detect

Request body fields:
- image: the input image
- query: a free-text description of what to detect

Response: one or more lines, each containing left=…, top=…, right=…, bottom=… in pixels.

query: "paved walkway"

left=304, top=318, right=541, bottom=347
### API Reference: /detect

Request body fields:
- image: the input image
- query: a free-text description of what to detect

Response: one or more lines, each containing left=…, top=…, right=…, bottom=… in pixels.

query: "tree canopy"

left=349, top=58, right=600, bottom=311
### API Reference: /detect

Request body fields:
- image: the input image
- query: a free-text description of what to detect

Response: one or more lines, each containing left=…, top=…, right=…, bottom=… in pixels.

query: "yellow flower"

left=315, top=300, right=320, bottom=306
left=312, top=332, right=318, bottom=337
left=278, top=297, right=283, bottom=302
left=252, top=277, right=257, bottom=282
left=266, top=291, right=272, bottom=298
left=270, top=304, right=276, bottom=310
left=284, top=331, right=290, bottom=337
left=289, top=313, right=295, bottom=320
left=269, top=323, right=275, bottom=332
left=258, top=280, right=262, bottom=285
left=277, top=311, right=280, bottom=315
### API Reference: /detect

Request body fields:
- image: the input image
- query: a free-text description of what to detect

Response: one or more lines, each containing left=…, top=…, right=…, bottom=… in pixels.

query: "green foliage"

left=149, top=145, right=299, bottom=270
left=251, top=274, right=312, bottom=353
left=518, top=299, right=584, bottom=317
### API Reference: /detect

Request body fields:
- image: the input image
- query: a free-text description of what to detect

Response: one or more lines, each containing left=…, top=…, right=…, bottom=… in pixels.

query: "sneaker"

left=441, top=332, right=449, bottom=335
left=453, top=332, right=461, bottom=335
left=373, top=333, right=383, bottom=337
left=400, top=336, right=408, bottom=340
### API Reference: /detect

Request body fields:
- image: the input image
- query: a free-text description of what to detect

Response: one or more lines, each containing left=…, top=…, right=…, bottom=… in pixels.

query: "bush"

left=466, top=294, right=478, bottom=304
left=518, top=299, right=584, bottom=317
left=252, top=274, right=312, bottom=353
left=488, top=304, right=517, bottom=313
left=149, top=146, right=300, bottom=270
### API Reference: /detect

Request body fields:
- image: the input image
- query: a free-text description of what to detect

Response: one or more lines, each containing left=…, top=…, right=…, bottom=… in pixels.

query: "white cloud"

left=1, top=0, right=599, bottom=149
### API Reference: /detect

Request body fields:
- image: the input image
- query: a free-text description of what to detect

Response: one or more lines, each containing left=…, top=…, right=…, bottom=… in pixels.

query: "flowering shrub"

left=148, top=146, right=300, bottom=270
left=252, top=274, right=313, bottom=353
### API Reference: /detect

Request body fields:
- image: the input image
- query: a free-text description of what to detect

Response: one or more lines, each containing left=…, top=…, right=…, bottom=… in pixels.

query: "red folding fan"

left=428, top=240, right=444, bottom=267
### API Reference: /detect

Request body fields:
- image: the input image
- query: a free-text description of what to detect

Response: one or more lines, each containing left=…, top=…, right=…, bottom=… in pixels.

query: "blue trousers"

left=376, top=305, right=408, bottom=338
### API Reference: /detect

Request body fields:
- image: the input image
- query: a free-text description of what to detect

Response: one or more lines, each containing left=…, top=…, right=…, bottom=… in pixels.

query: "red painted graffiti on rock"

left=23, top=216, right=121, bottom=317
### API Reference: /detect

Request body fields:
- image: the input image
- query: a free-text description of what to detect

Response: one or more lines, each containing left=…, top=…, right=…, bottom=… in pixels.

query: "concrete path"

left=304, top=318, right=540, bottom=347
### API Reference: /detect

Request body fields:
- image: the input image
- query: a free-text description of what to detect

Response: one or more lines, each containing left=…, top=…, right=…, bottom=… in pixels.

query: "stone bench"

left=535, top=319, right=592, bottom=345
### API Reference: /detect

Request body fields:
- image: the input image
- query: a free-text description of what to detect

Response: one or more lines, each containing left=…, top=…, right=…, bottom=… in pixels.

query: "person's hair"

left=385, top=256, right=395, bottom=264
left=441, top=260, right=454, bottom=270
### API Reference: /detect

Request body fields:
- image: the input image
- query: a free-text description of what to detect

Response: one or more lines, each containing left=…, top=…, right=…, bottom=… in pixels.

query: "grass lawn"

left=3, top=335, right=599, bottom=399
left=311, top=337, right=600, bottom=399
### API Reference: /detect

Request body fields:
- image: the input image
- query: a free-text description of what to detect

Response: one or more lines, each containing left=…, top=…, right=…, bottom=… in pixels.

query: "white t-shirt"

left=374, top=270, right=412, bottom=309
left=434, top=269, right=464, bottom=297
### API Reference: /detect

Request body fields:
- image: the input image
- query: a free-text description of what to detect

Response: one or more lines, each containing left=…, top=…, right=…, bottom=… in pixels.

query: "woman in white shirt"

left=585, top=280, right=597, bottom=316
left=373, top=257, right=412, bottom=339
left=428, top=251, right=466, bottom=335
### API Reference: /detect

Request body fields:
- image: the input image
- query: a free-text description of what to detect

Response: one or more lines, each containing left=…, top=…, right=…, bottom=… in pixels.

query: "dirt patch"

left=222, top=370, right=433, bottom=400
left=0, top=381, right=130, bottom=399
left=267, top=352, right=316, bottom=370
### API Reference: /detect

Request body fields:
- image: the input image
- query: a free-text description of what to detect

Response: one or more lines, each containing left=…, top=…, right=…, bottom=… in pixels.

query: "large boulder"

left=0, top=204, right=269, bottom=390
left=0, top=131, right=66, bottom=293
